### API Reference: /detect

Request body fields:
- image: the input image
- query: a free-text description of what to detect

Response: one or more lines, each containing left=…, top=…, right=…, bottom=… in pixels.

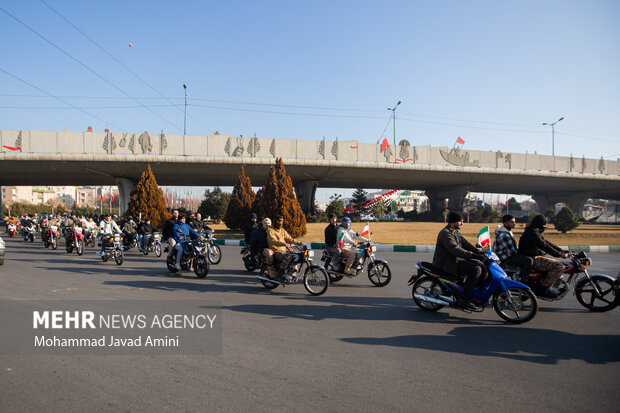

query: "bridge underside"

left=2, top=156, right=619, bottom=215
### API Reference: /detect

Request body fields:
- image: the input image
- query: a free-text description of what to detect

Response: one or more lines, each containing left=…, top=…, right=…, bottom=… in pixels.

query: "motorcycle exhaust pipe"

left=256, top=275, right=283, bottom=285
left=413, top=293, right=450, bottom=306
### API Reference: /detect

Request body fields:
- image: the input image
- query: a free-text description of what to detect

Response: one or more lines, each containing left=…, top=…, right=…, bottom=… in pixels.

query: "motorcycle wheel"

left=367, top=261, right=392, bottom=287
left=328, top=271, right=344, bottom=283
left=244, top=258, right=257, bottom=272
left=207, top=244, right=222, bottom=265
left=44, top=241, right=49, bottom=248
left=166, top=255, right=179, bottom=274
left=194, top=257, right=210, bottom=278
left=66, top=244, right=73, bottom=254
left=51, top=238, right=57, bottom=249
left=30, top=234, right=34, bottom=243
left=575, top=276, right=617, bottom=312
left=114, top=249, right=124, bottom=266
left=155, top=243, right=162, bottom=258
left=143, top=245, right=149, bottom=255
left=76, top=240, right=84, bottom=256
left=101, top=252, right=109, bottom=262
left=303, top=265, right=329, bottom=296
left=259, top=266, right=279, bottom=290
left=88, top=237, right=95, bottom=248
left=411, top=276, right=447, bottom=312
left=493, top=287, right=538, bottom=324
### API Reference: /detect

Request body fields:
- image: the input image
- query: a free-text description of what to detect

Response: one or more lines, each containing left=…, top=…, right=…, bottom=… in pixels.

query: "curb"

left=214, top=239, right=620, bottom=253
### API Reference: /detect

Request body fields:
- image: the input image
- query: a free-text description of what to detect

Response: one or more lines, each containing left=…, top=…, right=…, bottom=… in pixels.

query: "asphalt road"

left=1, top=235, right=619, bottom=412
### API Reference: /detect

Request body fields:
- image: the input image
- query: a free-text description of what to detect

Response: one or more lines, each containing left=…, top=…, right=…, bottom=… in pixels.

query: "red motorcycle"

left=44, top=225, right=60, bottom=249
left=504, top=251, right=619, bottom=312
left=66, top=226, right=85, bottom=256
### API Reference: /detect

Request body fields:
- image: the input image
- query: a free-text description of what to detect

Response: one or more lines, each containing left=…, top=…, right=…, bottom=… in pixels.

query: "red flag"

left=505, top=200, right=509, bottom=206
left=110, top=192, right=114, bottom=202
left=456, top=137, right=465, bottom=145
left=380, top=138, right=389, bottom=153
left=3, top=145, right=20, bottom=151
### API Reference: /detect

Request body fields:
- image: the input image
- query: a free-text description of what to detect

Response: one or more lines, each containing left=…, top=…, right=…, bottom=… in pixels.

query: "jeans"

left=174, top=242, right=185, bottom=265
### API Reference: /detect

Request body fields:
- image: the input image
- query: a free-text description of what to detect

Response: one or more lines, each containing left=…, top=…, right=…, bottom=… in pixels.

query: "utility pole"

left=387, top=101, right=401, bottom=151
left=542, top=116, right=564, bottom=156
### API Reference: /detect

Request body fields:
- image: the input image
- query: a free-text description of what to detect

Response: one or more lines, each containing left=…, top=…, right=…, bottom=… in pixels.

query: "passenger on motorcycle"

left=62, top=213, right=80, bottom=243
left=123, top=216, right=137, bottom=236
left=98, top=213, right=122, bottom=251
left=172, top=215, right=203, bottom=271
left=492, top=214, right=533, bottom=281
left=517, top=215, right=569, bottom=297
left=432, top=212, right=487, bottom=310
left=163, top=210, right=179, bottom=258
left=267, top=215, right=303, bottom=281
left=244, top=213, right=259, bottom=246
left=337, top=217, right=368, bottom=275
left=250, top=218, right=275, bottom=273
left=139, top=218, right=156, bottom=251
left=324, top=213, right=342, bottom=272
left=83, top=216, right=97, bottom=240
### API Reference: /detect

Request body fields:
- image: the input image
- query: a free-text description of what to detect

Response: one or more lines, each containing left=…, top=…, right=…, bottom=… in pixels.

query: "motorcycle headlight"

left=371, top=246, right=377, bottom=252
left=308, top=250, right=314, bottom=257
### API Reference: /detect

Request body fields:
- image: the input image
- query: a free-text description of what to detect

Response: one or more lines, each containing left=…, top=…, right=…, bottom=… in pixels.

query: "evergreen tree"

left=198, top=187, right=231, bottom=221
left=507, top=197, right=522, bottom=211
left=253, top=158, right=307, bottom=237
left=326, top=193, right=344, bottom=217
left=553, top=206, right=580, bottom=233
left=224, top=166, right=256, bottom=229
left=125, top=164, right=170, bottom=228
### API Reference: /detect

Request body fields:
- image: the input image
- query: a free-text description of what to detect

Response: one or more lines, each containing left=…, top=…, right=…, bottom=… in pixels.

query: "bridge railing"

left=1, top=129, right=618, bottom=176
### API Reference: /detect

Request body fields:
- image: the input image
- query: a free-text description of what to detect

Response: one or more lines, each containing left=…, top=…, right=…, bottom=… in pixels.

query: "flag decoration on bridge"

left=478, top=226, right=490, bottom=248
left=456, top=136, right=465, bottom=145
left=380, top=138, right=389, bottom=153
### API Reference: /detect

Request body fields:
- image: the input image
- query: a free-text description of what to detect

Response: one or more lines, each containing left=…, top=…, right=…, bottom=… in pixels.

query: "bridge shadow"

left=340, top=326, right=620, bottom=365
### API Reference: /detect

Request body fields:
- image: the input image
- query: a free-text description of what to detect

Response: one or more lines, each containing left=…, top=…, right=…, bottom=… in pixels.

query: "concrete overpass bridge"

left=1, top=129, right=619, bottom=215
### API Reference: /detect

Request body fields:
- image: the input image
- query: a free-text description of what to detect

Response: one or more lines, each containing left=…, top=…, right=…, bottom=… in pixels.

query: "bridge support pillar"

left=532, top=192, right=592, bottom=217
left=0, top=186, right=3, bottom=221
left=294, top=180, right=318, bottom=215
left=115, top=178, right=137, bottom=216
left=425, top=187, right=469, bottom=213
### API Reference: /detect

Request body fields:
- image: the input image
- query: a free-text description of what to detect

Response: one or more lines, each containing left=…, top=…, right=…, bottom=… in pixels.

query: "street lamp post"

left=542, top=116, right=564, bottom=156
left=387, top=100, right=401, bottom=154
left=183, top=84, right=188, bottom=136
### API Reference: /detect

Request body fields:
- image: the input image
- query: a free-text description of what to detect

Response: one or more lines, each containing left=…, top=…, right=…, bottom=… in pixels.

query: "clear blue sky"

left=2, top=1, right=619, bottom=201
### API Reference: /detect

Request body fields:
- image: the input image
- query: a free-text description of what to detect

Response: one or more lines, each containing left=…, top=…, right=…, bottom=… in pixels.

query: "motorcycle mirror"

left=356, top=232, right=360, bottom=236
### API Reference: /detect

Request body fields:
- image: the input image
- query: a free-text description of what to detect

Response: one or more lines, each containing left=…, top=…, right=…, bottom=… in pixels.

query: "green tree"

left=351, top=188, right=368, bottom=211
left=224, top=166, right=256, bottom=229
left=198, top=187, right=231, bottom=221
left=253, top=158, right=307, bottom=237
left=507, top=197, right=522, bottom=212
left=371, top=202, right=387, bottom=219
left=543, top=207, right=556, bottom=221
left=326, top=193, right=344, bottom=216
left=553, top=206, right=580, bottom=233
left=125, top=164, right=170, bottom=228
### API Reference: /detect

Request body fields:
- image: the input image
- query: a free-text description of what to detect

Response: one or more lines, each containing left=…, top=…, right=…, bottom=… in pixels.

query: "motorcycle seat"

left=418, top=261, right=454, bottom=278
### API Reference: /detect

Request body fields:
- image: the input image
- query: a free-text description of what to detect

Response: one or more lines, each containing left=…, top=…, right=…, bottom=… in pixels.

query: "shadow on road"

left=340, top=326, right=620, bottom=365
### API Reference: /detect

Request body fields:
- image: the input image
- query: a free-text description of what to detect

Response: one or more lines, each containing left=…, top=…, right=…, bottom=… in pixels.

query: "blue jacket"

left=173, top=222, right=200, bottom=242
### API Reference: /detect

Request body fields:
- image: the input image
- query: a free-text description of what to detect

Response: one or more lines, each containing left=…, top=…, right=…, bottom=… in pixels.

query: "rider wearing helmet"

left=337, top=217, right=368, bottom=275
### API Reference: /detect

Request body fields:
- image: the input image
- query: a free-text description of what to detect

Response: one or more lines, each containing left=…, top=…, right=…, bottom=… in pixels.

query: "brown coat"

left=432, top=225, right=481, bottom=276
left=267, top=227, right=295, bottom=253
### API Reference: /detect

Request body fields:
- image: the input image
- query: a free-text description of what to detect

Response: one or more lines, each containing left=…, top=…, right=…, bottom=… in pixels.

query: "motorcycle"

left=43, top=225, right=60, bottom=249
left=122, top=232, right=138, bottom=251
left=7, top=223, right=17, bottom=238
left=321, top=241, right=391, bottom=287
left=66, top=226, right=85, bottom=256
left=409, top=252, right=538, bottom=324
left=166, top=238, right=209, bottom=278
left=256, top=245, right=329, bottom=296
left=503, top=251, right=619, bottom=312
left=140, top=232, right=162, bottom=257
left=96, top=233, right=124, bottom=265
left=23, top=224, right=35, bottom=243
left=240, top=246, right=261, bottom=272
left=84, top=228, right=97, bottom=248
left=203, top=229, right=222, bottom=265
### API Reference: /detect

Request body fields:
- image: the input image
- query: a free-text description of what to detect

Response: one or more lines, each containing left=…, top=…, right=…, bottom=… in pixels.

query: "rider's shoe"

left=546, top=287, right=560, bottom=298
left=455, top=296, right=477, bottom=310
left=174, top=263, right=182, bottom=271
left=282, top=273, right=293, bottom=282
left=344, top=269, right=355, bottom=276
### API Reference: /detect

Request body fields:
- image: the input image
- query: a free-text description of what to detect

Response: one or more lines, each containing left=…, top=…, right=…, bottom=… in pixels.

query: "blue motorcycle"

left=409, top=252, right=538, bottom=324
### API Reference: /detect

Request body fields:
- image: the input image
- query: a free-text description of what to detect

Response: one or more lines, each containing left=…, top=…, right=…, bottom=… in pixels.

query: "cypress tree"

left=224, top=166, right=256, bottom=229
left=125, top=164, right=170, bottom=228
left=254, top=158, right=307, bottom=237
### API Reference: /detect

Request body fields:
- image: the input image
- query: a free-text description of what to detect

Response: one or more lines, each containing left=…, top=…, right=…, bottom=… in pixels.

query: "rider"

left=267, top=215, right=303, bottom=281
left=517, top=215, right=570, bottom=297
left=83, top=216, right=97, bottom=241
left=324, top=213, right=342, bottom=272
left=139, top=217, right=156, bottom=251
left=162, top=209, right=179, bottom=259
left=172, top=214, right=203, bottom=271
left=62, top=213, right=80, bottom=244
left=249, top=218, right=275, bottom=274
left=337, top=217, right=368, bottom=275
left=122, top=216, right=137, bottom=242
left=98, top=213, right=122, bottom=252
left=244, top=213, right=259, bottom=246
left=493, top=214, right=533, bottom=281
left=432, top=211, right=487, bottom=310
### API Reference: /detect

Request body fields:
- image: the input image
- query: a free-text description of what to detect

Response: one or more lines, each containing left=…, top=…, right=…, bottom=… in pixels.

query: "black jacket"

left=249, top=227, right=268, bottom=254
left=324, top=224, right=338, bottom=248
left=140, top=223, right=156, bottom=235
left=244, top=220, right=258, bottom=245
left=518, top=226, right=563, bottom=258
left=162, top=218, right=178, bottom=239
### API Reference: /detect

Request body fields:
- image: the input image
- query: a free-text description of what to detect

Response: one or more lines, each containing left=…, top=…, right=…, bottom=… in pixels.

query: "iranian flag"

left=337, top=231, right=345, bottom=248
left=360, top=222, right=370, bottom=238
left=478, top=226, right=491, bottom=248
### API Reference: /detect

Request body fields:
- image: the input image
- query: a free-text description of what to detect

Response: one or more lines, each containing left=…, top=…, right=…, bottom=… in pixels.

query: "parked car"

left=0, top=235, right=5, bottom=265
left=360, top=214, right=377, bottom=221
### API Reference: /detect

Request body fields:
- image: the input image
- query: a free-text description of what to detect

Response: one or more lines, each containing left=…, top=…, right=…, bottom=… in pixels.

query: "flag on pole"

left=478, top=226, right=490, bottom=248
left=110, top=190, right=114, bottom=202
left=100, top=187, right=103, bottom=201
left=337, top=231, right=345, bottom=248
left=360, top=222, right=370, bottom=238
left=380, top=138, right=389, bottom=153
left=456, top=137, right=465, bottom=145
